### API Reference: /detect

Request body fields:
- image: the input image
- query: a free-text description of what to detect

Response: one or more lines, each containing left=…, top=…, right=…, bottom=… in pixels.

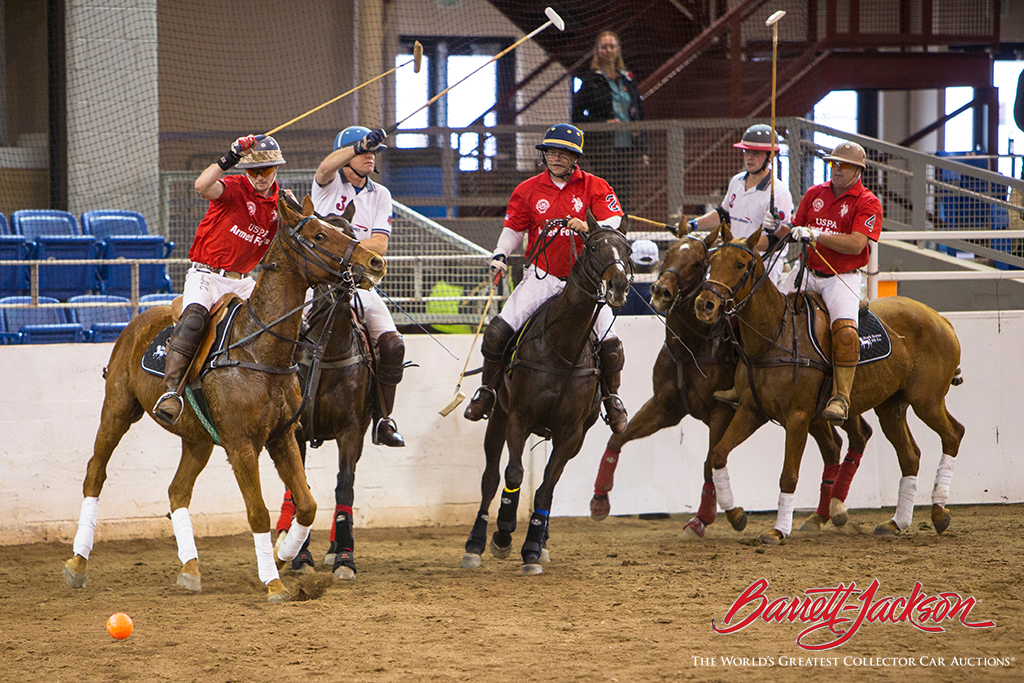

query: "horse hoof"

left=799, top=513, right=826, bottom=533
left=590, top=494, right=610, bottom=521
left=932, top=505, right=952, bottom=534
left=294, top=563, right=315, bottom=575
left=177, top=558, right=202, bottom=592
left=333, top=566, right=356, bottom=581
left=63, top=555, right=88, bottom=589
left=759, top=529, right=785, bottom=545
left=521, top=563, right=544, bottom=576
left=726, top=507, right=747, bottom=532
left=873, top=520, right=901, bottom=536
left=830, top=499, right=849, bottom=528
left=490, top=538, right=513, bottom=560
left=461, top=552, right=482, bottom=569
left=539, top=548, right=550, bottom=565
left=323, top=552, right=336, bottom=568
left=680, top=517, right=706, bottom=540
left=266, top=578, right=290, bottom=602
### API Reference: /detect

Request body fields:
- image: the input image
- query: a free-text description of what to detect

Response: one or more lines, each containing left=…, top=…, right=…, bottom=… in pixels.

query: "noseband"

left=659, top=235, right=708, bottom=315
left=699, top=241, right=759, bottom=316
left=570, top=226, right=630, bottom=300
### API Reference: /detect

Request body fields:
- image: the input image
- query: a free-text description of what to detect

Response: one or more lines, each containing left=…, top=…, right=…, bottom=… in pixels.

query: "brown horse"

left=694, top=226, right=964, bottom=543
left=62, top=195, right=386, bottom=601
left=461, top=213, right=631, bottom=575
left=589, top=228, right=871, bottom=538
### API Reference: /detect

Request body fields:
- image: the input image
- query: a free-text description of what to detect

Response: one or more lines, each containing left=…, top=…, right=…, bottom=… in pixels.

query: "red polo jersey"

left=793, top=179, right=882, bottom=273
left=188, top=174, right=280, bottom=273
left=504, top=168, right=623, bottom=277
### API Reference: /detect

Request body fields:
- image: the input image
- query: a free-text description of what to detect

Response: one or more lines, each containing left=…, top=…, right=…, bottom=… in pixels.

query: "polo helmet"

left=236, top=135, right=286, bottom=168
left=334, top=125, right=388, bottom=152
left=535, top=123, right=585, bottom=157
left=733, top=124, right=780, bottom=152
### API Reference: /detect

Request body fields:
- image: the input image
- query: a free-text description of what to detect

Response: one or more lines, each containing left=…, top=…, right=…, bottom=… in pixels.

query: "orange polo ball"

left=106, top=612, right=133, bottom=640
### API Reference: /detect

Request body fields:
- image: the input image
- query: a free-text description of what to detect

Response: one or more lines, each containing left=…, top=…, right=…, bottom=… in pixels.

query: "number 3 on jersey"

left=335, top=198, right=348, bottom=213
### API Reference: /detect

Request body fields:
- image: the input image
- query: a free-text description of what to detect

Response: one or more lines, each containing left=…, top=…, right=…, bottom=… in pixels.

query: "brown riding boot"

left=598, top=338, right=629, bottom=434
left=153, top=303, right=210, bottom=425
left=822, top=319, right=859, bottom=423
left=464, top=317, right=515, bottom=421
left=372, top=331, right=406, bottom=447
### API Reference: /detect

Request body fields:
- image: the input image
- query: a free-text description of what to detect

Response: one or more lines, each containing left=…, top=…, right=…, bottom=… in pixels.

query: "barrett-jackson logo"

left=713, top=578, right=995, bottom=650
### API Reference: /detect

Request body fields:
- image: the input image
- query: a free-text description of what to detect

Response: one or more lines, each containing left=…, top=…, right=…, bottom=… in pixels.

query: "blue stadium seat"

left=0, top=235, right=31, bottom=297
left=0, top=295, right=89, bottom=344
left=80, top=210, right=150, bottom=240
left=0, top=213, right=11, bottom=235
left=31, top=235, right=102, bottom=300
left=139, top=292, right=179, bottom=312
left=99, top=236, right=174, bottom=297
left=11, top=209, right=80, bottom=239
left=68, top=294, right=132, bottom=342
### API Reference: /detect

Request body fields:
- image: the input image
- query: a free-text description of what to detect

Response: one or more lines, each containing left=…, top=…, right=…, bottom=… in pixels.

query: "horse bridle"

left=699, top=241, right=763, bottom=317
left=568, top=225, right=631, bottom=302
left=660, top=235, right=709, bottom=317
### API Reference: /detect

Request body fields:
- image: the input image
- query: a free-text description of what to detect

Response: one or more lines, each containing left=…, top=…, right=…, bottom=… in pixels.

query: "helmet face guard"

left=236, top=135, right=286, bottom=169
left=334, top=125, right=388, bottom=153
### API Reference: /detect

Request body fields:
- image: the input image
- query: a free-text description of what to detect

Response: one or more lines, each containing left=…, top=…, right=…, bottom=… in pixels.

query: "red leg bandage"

left=275, top=489, right=295, bottom=534
left=832, top=450, right=863, bottom=502
left=696, top=481, right=717, bottom=525
left=816, top=464, right=840, bottom=519
left=594, top=448, right=620, bottom=495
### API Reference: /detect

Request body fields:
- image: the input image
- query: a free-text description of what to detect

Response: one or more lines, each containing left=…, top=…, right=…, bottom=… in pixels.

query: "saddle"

left=504, top=298, right=600, bottom=379
left=805, top=298, right=892, bottom=367
left=140, top=294, right=240, bottom=380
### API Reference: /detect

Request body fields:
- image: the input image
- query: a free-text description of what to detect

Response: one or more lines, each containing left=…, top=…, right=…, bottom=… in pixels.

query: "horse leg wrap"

left=893, top=475, right=919, bottom=531
left=496, top=487, right=520, bottom=533
left=72, top=496, right=100, bottom=560
left=696, top=481, right=717, bottom=526
left=276, top=489, right=295, bottom=535
left=594, top=448, right=620, bottom=495
left=832, top=449, right=863, bottom=502
left=465, top=510, right=489, bottom=554
left=253, top=531, right=279, bottom=585
left=816, top=464, right=840, bottom=519
left=711, top=466, right=734, bottom=511
left=522, top=510, right=549, bottom=562
left=932, top=454, right=956, bottom=507
left=276, top=520, right=311, bottom=562
left=171, top=507, right=199, bottom=565
left=775, top=492, right=796, bottom=537
left=333, top=505, right=354, bottom=551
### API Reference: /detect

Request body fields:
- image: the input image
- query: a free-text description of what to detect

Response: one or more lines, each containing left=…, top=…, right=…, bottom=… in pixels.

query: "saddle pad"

left=140, top=300, right=243, bottom=379
left=808, top=306, right=892, bottom=367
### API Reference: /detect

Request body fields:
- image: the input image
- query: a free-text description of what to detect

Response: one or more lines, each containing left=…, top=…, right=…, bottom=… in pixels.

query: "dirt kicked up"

left=3, top=505, right=1021, bottom=683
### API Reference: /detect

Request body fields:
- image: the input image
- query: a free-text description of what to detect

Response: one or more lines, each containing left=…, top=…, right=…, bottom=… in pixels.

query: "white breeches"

left=497, top=266, right=617, bottom=340
left=780, top=267, right=862, bottom=322
left=182, top=267, right=256, bottom=311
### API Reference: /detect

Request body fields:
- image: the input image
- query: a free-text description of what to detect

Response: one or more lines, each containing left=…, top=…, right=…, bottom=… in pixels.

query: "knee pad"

left=168, top=304, right=210, bottom=356
left=375, top=331, right=405, bottom=385
left=481, top=317, right=515, bottom=363
left=830, top=319, right=859, bottom=367
left=598, top=337, right=625, bottom=374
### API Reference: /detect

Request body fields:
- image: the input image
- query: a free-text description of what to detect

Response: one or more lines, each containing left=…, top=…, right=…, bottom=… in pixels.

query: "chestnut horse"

left=589, top=228, right=871, bottom=538
left=461, top=213, right=631, bottom=575
left=694, top=226, right=964, bottom=543
left=63, top=195, right=386, bottom=601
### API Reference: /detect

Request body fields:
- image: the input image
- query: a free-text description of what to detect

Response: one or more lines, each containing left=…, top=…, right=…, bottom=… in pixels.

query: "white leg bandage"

left=171, top=507, right=199, bottom=565
left=932, top=454, right=956, bottom=507
left=893, top=475, right=919, bottom=531
left=253, top=531, right=279, bottom=585
left=775, top=492, right=796, bottom=537
left=712, top=467, right=735, bottom=511
left=276, top=520, right=310, bottom=562
left=72, top=497, right=100, bottom=560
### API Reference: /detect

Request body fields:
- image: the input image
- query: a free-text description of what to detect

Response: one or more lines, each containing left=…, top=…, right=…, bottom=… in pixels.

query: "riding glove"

left=762, top=209, right=782, bottom=234
left=218, top=134, right=259, bottom=171
left=354, top=129, right=387, bottom=155
left=490, top=253, right=508, bottom=276
left=791, top=226, right=821, bottom=243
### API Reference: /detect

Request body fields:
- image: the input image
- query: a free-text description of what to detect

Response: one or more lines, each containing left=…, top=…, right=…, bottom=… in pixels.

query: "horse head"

left=576, top=209, right=631, bottom=308
left=277, top=195, right=387, bottom=290
left=648, top=224, right=718, bottom=314
left=694, top=224, right=764, bottom=323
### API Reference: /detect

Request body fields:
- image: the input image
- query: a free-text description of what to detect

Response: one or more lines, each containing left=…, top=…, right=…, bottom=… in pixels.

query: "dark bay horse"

left=462, top=212, right=631, bottom=575
left=63, top=195, right=386, bottom=601
left=694, top=226, right=964, bottom=543
left=589, top=228, right=871, bottom=538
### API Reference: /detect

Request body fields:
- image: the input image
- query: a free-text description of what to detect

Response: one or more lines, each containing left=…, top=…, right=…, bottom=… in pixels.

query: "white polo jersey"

left=311, top=174, right=394, bottom=241
left=720, top=171, right=794, bottom=240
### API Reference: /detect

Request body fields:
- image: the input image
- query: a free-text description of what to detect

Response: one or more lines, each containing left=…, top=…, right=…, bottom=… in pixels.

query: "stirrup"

left=712, top=388, right=740, bottom=409
left=821, top=396, right=849, bottom=423
left=463, top=386, right=496, bottom=421
left=373, top=417, right=405, bottom=447
left=602, top=394, right=628, bottom=434
left=153, top=392, right=184, bottom=425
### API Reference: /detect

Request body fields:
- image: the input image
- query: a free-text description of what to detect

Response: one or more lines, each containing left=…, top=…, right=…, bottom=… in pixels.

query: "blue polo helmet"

left=334, top=126, right=388, bottom=152
left=535, top=123, right=584, bottom=156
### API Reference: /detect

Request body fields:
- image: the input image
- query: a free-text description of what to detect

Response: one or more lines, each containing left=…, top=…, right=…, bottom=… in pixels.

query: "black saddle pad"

left=140, top=300, right=243, bottom=378
left=808, top=305, right=892, bottom=367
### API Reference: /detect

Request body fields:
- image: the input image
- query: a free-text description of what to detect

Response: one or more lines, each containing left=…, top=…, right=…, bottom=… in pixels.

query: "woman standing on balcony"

left=571, top=30, right=649, bottom=213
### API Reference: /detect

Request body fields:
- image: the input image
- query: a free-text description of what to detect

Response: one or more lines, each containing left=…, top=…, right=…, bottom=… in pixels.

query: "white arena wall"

left=1, top=310, right=1021, bottom=546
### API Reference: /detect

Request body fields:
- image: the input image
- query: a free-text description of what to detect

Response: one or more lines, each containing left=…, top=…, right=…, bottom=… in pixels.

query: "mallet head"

left=766, top=10, right=786, bottom=27
left=544, top=7, right=565, bottom=32
left=413, top=41, right=423, bottom=73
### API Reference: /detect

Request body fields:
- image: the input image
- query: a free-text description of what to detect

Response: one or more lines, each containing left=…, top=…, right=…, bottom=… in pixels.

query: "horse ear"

left=721, top=222, right=734, bottom=242
left=301, top=194, right=315, bottom=217
left=747, top=227, right=762, bottom=250
left=705, top=225, right=720, bottom=248
left=618, top=213, right=629, bottom=234
left=278, top=193, right=300, bottom=225
left=342, top=200, right=357, bottom=223
left=585, top=207, right=598, bottom=232
left=678, top=215, right=690, bottom=235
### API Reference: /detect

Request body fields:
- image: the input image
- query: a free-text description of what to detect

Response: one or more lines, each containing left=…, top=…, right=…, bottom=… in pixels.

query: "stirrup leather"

left=153, top=391, right=185, bottom=425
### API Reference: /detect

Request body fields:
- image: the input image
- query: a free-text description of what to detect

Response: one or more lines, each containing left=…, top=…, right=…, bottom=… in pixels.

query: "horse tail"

left=951, top=367, right=963, bottom=387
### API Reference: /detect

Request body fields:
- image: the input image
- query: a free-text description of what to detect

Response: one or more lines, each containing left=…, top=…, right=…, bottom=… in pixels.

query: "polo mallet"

left=765, top=10, right=786, bottom=219
left=263, top=41, right=424, bottom=137
left=627, top=214, right=679, bottom=235
left=438, top=271, right=503, bottom=417
left=387, top=7, right=565, bottom=136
